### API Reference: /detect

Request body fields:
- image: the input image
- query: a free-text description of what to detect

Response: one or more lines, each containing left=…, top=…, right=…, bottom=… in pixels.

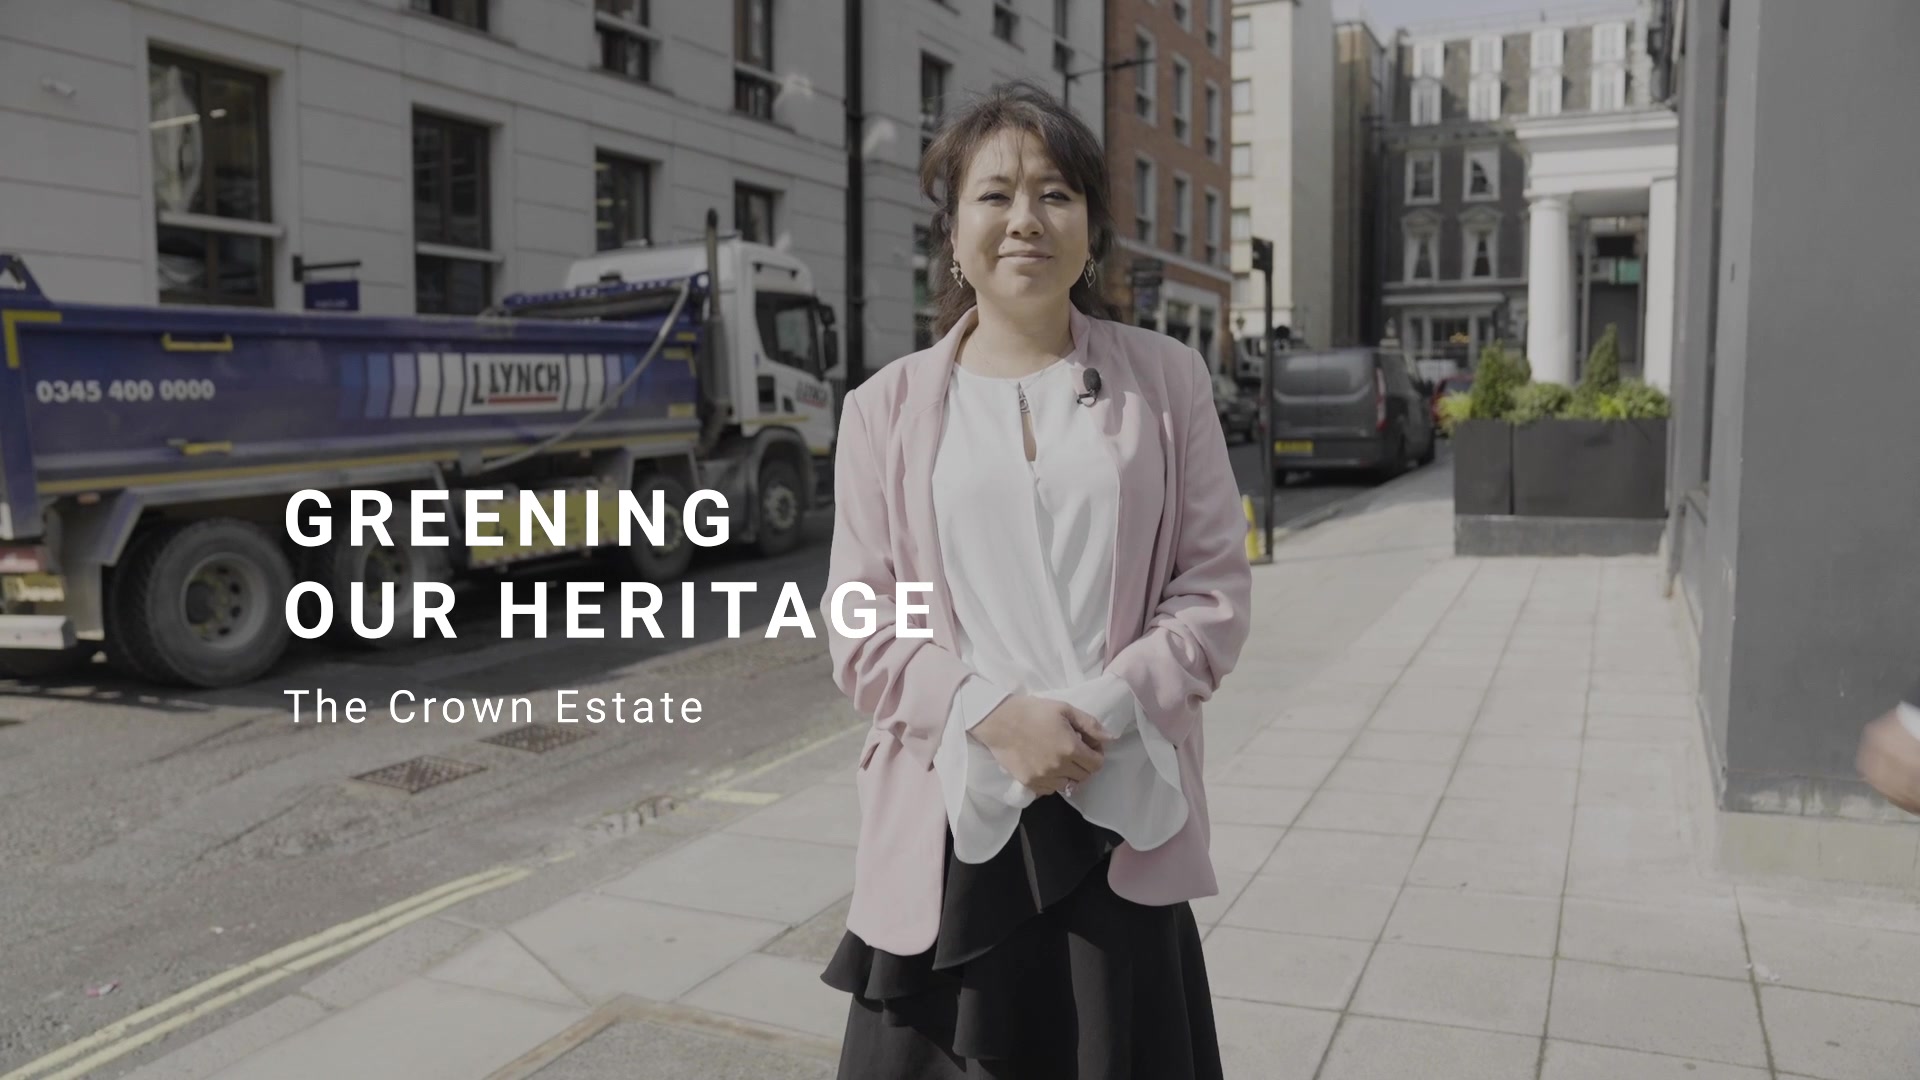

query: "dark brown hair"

left=919, top=80, right=1118, bottom=336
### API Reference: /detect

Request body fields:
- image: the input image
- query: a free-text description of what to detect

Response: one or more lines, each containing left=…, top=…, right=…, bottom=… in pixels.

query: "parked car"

left=1271, top=348, right=1438, bottom=479
left=1213, top=373, right=1258, bottom=444
left=1432, top=373, right=1475, bottom=432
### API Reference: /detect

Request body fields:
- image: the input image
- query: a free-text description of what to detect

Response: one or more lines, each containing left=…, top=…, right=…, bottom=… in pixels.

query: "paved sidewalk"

left=120, top=466, right=1920, bottom=1080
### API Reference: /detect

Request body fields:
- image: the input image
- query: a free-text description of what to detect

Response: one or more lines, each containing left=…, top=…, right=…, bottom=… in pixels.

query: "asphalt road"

left=0, top=436, right=1423, bottom=1075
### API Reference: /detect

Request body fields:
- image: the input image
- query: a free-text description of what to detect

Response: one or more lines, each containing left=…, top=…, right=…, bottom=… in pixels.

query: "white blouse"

left=930, top=354, right=1188, bottom=865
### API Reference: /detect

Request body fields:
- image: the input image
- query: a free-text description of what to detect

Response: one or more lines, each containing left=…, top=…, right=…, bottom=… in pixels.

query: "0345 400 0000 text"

left=283, top=579, right=944, bottom=641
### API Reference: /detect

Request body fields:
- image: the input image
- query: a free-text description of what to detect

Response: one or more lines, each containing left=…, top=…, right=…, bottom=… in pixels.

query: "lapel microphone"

left=1075, top=368, right=1102, bottom=407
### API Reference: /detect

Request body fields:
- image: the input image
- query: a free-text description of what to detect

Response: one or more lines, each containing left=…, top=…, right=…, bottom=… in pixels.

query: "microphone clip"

left=1075, top=368, right=1102, bottom=407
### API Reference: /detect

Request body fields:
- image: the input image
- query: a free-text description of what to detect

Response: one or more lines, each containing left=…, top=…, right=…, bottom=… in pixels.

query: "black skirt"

left=820, top=794, right=1224, bottom=1080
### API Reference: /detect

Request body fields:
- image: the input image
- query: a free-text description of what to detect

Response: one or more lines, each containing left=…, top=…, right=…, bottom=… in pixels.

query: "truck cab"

left=562, top=237, right=839, bottom=467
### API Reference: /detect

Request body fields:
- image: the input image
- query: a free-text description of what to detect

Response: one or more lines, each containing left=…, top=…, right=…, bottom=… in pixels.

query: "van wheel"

left=754, top=459, right=804, bottom=557
left=0, top=646, right=100, bottom=681
left=111, top=520, right=293, bottom=687
left=619, top=474, right=695, bottom=581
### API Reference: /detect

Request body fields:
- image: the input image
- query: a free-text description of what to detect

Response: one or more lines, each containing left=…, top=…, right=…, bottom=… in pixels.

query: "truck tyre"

left=619, top=474, right=694, bottom=582
left=754, top=458, right=804, bottom=558
left=0, top=646, right=100, bottom=681
left=302, top=507, right=448, bottom=650
left=111, top=520, right=293, bottom=688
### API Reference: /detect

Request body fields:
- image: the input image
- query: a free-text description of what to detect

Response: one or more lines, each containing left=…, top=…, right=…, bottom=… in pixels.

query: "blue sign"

left=304, top=279, right=360, bottom=312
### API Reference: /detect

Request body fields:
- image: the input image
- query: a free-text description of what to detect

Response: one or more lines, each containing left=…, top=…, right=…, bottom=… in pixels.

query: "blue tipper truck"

left=0, top=213, right=842, bottom=687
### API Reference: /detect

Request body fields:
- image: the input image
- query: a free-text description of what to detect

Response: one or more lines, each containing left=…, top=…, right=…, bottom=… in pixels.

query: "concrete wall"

left=1673, top=0, right=1920, bottom=819
left=1, top=0, right=849, bottom=318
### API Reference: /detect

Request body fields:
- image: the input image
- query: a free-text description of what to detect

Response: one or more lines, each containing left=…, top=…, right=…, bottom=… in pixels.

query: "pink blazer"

left=822, top=304, right=1253, bottom=956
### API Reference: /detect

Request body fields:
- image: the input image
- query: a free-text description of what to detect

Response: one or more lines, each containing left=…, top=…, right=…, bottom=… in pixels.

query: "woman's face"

left=951, top=126, right=1091, bottom=315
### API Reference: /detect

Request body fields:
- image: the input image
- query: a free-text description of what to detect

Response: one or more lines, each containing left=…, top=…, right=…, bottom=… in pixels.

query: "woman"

left=819, top=82, right=1252, bottom=1078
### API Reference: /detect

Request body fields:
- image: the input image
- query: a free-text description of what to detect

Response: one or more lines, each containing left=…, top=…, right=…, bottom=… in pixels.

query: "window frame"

left=1231, top=142, right=1251, bottom=178
left=1203, top=188, right=1221, bottom=266
left=1170, top=55, right=1192, bottom=143
left=920, top=52, right=951, bottom=132
left=1463, top=148, right=1499, bottom=201
left=1230, top=206, right=1251, bottom=242
left=992, top=2, right=1019, bottom=45
left=595, top=0, right=659, bottom=85
left=1470, top=35, right=1501, bottom=74
left=594, top=151, right=652, bottom=252
left=411, top=0, right=487, bottom=32
left=1134, top=29, right=1157, bottom=123
left=1468, top=76, right=1501, bottom=120
left=1592, top=21, right=1628, bottom=64
left=734, top=183, right=777, bottom=244
left=1134, top=156, right=1157, bottom=245
left=1405, top=149, right=1440, bottom=205
left=1171, top=172, right=1191, bottom=256
left=412, top=110, right=495, bottom=316
left=1463, top=220, right=1499, bottom=280
left=1231, top=77, right=1252, bottom=114
left=1411, top=40, right=1444, bottom=79
left=148, top=48, right=275, bottom=308
left=1171, top=0, right=1190, bottom=31
left=1204, top=0, right=1221, bottom=52
left=1404, top=226, right=1438, bottom=283
left=1530, top=27, right=1564, bottom=68
left=1411, top=81, right=1441, bottom=125
left=1232, top=14, right=1251, bottom=50
left=1590, top=65, right=1626, bottom=111
left=1204, top=81, right=1221, bottom=157
left=1529, top=73, right=1562, bottom=116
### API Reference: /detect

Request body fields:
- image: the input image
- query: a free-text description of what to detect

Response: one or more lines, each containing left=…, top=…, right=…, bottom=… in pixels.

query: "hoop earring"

left=1084, top=259, right=1097, bottom=287
left=949, top=260, right=966, bottom=288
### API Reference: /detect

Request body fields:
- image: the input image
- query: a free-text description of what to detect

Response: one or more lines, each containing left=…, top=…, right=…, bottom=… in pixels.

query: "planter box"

left=1511, top=418, right=1668, bottom=519
left=1451, top=419, right=1513, bottom=515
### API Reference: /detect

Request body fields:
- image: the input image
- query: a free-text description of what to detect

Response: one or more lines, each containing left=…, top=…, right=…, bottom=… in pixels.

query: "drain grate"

left=480, top=723, right=598, bottom=754
left=352, top=755, right=485, bottom=794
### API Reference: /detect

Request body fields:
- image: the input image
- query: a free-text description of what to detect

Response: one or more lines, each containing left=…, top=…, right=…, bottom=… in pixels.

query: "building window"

left=1134, top=32, right=1156, bottom=121
left=1232, top=78, right=1252, bottom=113
left=1592, top=22, right=1627, bottom=63
left=594, top=153, right=650, bottom=251
left=1055, top=42, right=1073, bottom=73
left=1405, top=228, right=1436, bottom=282
left=1054, top=0, right=1070, bottom=36
left=1172, top=0, right=1189, bottom=29
left=1166, top=300, right=1192, bottom=345
left=1197, top=305, right=1216, bottom=363
left=1171, top=175, right=1190, bottom=255
left=1406, top=151, right=1438, bottom=204
left=1591, top=67, right=1626, bottom=111
left=1464, top=224, right=1497, bottom=279
left=1465, top=149, right=1498, bottom=200
left=1470, top=35, right=1501, bottom=74
left=1469, top=77, right=1501, bottom=120
left=1231, top=143, right=1250, bottom=177
left=1230, top=207, right=1251, bottom=241
left=734, top=0, right=777, bottom=121
left=735, top=184, right=776, bottom=243
left=1233, top=272, right=1249, bottom=305
left=993, top=3, right=1018, bottom=44
left=411, top=0, right=486, bottom=31
left=1204, top=0, right=1221, bottom=50
left=1530, top=27, right=1564, bottom=68
left=413, top=112, right=492, bottom=315
left=1171, top=57, right=1191, bottom=143
left=1204, top=189, right=1220, bottom=265
left=596, top=0, right=657, bottom=84
left=1411, top=41, right=1444, bottom=79
left=1412, top=82, right=1441, bottom=125
left=921, top=53, right=950, bottom=131
left=1204, top=82, right=1221, bottom=157
left=1529, top=74, right=1562, bottom=116
left=1134, top=158, right=1156, bottom=243
left=149, top=50, right=273, bottom=307
left=1232, top=14, right=1251, bottom=49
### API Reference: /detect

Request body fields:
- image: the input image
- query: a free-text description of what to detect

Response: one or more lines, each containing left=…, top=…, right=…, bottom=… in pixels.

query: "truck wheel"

left=754, top=459, right=804, bottom=558
left=112, top=520, right=293, bottom=688
left=0, top=646, right=100, bottom=681
left=620, top=474, right=694, bottom=582
left=302, top=506, right=448, bottom=650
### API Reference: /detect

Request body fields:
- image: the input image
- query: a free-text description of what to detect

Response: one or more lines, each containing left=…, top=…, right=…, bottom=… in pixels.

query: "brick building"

left=1102, top=0, right=1234, bottom=372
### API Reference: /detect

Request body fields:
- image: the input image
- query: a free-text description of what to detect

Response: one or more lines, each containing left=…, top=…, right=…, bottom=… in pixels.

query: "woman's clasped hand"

left=970, top=695, right=1112, bottom=796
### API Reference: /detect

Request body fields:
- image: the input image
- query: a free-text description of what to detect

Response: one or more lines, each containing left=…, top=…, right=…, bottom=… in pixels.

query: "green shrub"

left=1510, top=381, right=1573, bottom=424
left=1613, top=381, right=1671, bottom=419
left=1467, top=340, right=1526, bottom=421
left=1580, top=323, right=1622, bottom=396
left=1437, top=391, right=1473, bottom=435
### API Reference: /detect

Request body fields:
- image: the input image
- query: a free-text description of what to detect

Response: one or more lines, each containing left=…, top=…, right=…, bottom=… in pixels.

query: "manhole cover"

left=352, top=756, right=485, bottom=794
left=481, top=723, right=598, bottom=754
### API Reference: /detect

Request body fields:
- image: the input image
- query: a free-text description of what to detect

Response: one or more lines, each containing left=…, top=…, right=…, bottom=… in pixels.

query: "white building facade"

left=1, top=0, right=1105, bottom=381
left=1228, top=0, right=1333, bottom=349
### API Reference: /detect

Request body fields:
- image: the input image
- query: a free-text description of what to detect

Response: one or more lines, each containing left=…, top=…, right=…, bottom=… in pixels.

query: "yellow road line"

left=2, top=865, right=529, bottom=1080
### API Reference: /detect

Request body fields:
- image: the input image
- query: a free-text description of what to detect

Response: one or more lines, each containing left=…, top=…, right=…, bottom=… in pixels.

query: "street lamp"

left=1062, top=53, right=1153, bottom=110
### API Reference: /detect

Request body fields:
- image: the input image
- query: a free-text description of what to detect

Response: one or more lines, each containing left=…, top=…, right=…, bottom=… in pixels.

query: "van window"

left=756, top=292, right=821, bottom=376
left=1274, top=351, right=1372, bottom=396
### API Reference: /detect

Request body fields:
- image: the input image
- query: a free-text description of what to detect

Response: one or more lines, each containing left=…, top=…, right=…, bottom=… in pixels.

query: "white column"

left=1642, top=174, right=1679, bottom=392
left=1526, top=194, right=1575, bottom=384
